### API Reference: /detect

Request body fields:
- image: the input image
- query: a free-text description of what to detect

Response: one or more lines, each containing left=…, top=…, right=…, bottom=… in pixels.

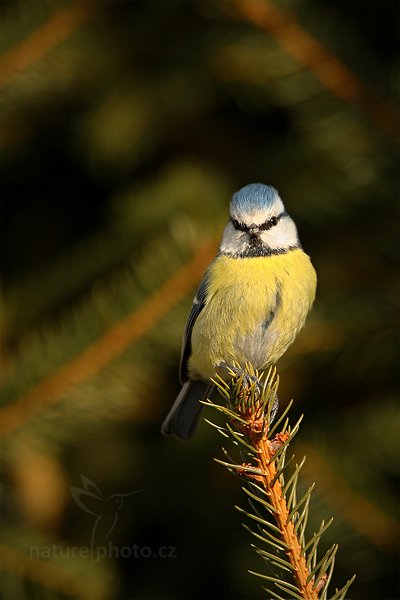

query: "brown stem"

left=253, top=436, right=318, bottom=599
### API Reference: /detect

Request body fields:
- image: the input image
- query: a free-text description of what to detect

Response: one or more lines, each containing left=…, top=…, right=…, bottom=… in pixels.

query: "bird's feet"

left=270, top=391, right=279, bottom=425
left=220, top=362, right=262, bottom=391
left=218, top=362, right=279, bottom=425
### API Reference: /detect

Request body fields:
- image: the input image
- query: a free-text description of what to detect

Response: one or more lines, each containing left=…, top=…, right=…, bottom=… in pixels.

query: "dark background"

left=0, top=1, right=399, bottom=599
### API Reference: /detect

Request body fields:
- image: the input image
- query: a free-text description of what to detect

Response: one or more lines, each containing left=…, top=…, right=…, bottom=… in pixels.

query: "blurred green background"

left=0, top=0, right=398, bottom=598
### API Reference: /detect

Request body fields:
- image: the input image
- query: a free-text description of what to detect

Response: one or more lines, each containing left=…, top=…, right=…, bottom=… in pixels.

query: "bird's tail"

left=161, top=380, right=213, bottom=440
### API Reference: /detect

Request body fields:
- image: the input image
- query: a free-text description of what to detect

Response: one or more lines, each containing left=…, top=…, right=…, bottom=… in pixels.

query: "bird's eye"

left=232, top=219, right=246, bottom=231
left=259, top=215, right=280, bottom=231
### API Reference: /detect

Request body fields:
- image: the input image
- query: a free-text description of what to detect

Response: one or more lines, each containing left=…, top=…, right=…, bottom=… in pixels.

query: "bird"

left=161, top=183, right=317, bottom=440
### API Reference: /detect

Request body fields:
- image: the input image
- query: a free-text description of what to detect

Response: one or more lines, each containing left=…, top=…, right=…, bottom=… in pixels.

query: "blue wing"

left=179, top=269, right=210, bottom=383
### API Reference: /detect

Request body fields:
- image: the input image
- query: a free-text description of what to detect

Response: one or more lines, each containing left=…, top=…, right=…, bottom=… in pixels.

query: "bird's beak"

left=248, top=224, right=260, bottom=239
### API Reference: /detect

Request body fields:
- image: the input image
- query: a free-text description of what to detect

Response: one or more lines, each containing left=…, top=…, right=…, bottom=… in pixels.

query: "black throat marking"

left=221, top=244, right=299, bottom=259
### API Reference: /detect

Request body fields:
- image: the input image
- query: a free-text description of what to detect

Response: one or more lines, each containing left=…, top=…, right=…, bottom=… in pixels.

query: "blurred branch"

left=0, top=238, right=217, bottom=438
left=230, top=0, right=399, bottom=137
left=0, top=2, right=95, bottom=88
left=300, top=444, right=400, bottom=552
left=0, top=542, right=107, bottom=600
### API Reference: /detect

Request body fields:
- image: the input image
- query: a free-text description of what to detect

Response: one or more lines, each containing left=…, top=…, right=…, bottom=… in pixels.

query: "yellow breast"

left=189, top=249, right=317, bottom=380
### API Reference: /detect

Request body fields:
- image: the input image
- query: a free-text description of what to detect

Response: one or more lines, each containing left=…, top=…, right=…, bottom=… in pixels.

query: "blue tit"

left=162, top=183, right=317, bottom=439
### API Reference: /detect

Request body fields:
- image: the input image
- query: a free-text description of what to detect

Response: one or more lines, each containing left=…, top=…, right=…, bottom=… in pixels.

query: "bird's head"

left=220, top=183, right=301, bottom=257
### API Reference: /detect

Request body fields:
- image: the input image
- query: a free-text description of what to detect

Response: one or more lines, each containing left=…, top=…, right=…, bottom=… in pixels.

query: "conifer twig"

left=229, top=0, right=399, bottom=138
left=203, top=364, right=355, bottom=599
left=0, top=2, right=95, bottom=89
left=0, top=238, right=217, bottom=437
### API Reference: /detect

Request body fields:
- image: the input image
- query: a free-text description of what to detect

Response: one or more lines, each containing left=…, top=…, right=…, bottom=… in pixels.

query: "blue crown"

left=230, top=183, right=279, bottom=213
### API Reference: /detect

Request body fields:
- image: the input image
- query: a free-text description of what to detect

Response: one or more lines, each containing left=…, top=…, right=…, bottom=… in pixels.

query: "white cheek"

left=220, top=223, right=248, bottom=255
left=260, top=218, right=298, bottom=249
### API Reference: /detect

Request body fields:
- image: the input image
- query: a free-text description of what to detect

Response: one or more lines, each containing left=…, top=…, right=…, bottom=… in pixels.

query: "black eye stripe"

left=259, top=211, right=286, bottom=230
left=259, top=217, right=276, bottom=231
left=231, top=211, right=286, bottom=232
left=231, top=219, right=247, bottom=232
